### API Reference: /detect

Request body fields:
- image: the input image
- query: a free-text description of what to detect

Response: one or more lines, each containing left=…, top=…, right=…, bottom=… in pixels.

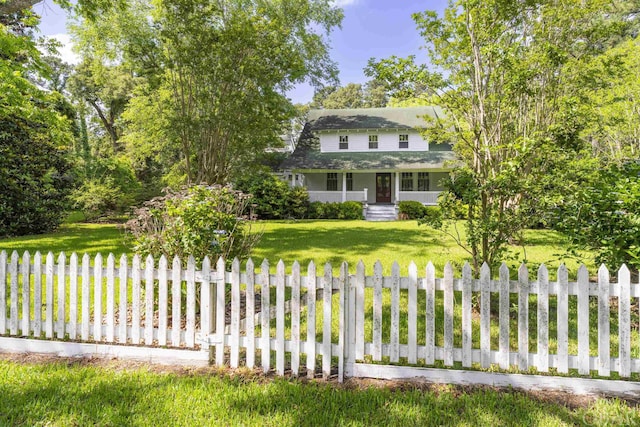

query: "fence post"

left=199, top=256, right=214, bottom=360
left=338, top=261, right=348, bottom=382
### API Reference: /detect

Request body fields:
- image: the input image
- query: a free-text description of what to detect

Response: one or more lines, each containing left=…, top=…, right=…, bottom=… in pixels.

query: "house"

left=280, top=107, right=456, bottom=219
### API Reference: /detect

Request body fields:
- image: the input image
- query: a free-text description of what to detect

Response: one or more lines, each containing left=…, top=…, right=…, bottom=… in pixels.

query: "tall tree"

left=372, top=0, right=639, bottom=271
left=145, top=0, right=342, bottom=184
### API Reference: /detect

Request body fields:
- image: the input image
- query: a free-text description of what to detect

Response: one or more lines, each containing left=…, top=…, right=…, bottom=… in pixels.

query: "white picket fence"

left=1, top=250, right=639, bottom=387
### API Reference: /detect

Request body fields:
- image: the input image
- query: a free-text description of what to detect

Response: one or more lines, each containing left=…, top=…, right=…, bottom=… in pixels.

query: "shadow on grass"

left=0, top=359, right=601, bottom=426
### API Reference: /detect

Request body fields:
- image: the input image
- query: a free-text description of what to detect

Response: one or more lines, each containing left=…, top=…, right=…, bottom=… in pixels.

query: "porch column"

left=342, top=172, right=347, bottom=202
left=291, top=172, right=296, bottom=188
left=395, top=172, right=400, bottom=203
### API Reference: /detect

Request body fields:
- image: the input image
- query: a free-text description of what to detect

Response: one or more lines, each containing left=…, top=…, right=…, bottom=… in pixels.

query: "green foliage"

left=71, top=156, right=141, bottom=220
left=0, top=12, right=75, bottom=236
left=234, top=171, right=309, bottom=219
left=551, top=161, right=640, bottom=271
left=308, top=201, right=363, bottom=220
left=398, top=201, right=427, bottom=219
left=126, top=184, right=260, bottom=265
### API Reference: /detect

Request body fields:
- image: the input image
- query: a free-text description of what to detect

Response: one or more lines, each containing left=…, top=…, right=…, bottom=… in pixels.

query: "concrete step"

left=365, top=205, right=397, bottom=221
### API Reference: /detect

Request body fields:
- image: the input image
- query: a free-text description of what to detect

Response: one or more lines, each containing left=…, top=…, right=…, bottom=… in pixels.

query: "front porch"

left=297, top=171, right=446, bottom=205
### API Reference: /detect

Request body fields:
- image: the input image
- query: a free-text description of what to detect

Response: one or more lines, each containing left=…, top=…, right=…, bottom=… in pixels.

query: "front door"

left=376, top=173, right=392, bottom=203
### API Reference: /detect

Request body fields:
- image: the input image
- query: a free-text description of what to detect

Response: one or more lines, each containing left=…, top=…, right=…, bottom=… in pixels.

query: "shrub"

left=308, top=201, right=363, bottom=219
left=398, top=201, right=427, bottom=219
left=126, top=185, right=261, bottom=265
left=234, top=171, right=309, bottom=219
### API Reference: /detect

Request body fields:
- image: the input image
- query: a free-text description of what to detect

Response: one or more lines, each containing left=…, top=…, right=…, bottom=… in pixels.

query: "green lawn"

left=0, top=219, right=592, bottom=275
left=0, top=356, right=636, bottom=426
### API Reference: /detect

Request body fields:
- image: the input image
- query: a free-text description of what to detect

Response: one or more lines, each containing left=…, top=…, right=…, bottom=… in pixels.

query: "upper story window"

left=401, top=172, right=413, bottom=191
left=417, top=172, right=429, bottom=191
left=368, top=135, right=378, bottom=149
left=346, top=172, right=353, bottom=191
left=339, top=135, right=349, bottom=150
left=399, top=134, right=409, bottom=149
left=327, top=173, right=338, bottom=191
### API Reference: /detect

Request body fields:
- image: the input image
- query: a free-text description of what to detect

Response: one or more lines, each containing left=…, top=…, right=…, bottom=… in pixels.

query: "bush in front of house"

left=234, top=170, right=309, bottom=219
left=398, top=201, right=428, bottom=219
left=125, top=184, right=261, bottom=266
left=309, top=201, right=363, bottom=219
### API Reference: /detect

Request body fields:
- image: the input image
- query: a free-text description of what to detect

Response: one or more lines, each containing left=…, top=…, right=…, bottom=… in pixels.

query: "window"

left=346, top=173, right=353, bottom=191
left=418, top=172, right=429, bottom=191
left=401, top=172, right=413, bottom=191
left=399, top=134, right=409, bottom=149
left=369, top=135, right=378, bottom=149
left=339, top=135, right=349, bottom=150
left=327, top=173, right=338, bottom=191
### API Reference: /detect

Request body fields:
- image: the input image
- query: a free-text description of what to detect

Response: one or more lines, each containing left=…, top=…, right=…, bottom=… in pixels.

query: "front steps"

left=365, top=204, right=397, bottom=221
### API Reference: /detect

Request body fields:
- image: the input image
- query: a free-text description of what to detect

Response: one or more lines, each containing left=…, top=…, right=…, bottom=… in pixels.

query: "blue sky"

left=35, top=0, right=447, bottom=103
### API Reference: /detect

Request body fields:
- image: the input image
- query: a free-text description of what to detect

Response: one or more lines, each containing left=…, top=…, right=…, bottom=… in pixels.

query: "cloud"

left=44, top=34, right=80, bottom=65
left=333, top=0, right=359, bottom=7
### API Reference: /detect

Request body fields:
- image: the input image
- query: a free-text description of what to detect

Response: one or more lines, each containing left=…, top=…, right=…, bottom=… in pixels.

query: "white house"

left=280, top=107, right=455, bottom=218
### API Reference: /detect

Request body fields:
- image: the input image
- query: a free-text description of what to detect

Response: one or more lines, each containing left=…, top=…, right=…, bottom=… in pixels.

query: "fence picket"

left=276, top=260, right=285, bottom=375
left=45, top=252, right=54, bottom=339
left=231, top=258, right=241, bottom=369
left=34, top=252, right=43, bottom=337
left=172, top=256, right=182, bottom=347
left=244, top=258, right=256, bottom=369
left=131, top=254, right=141, bottom=344
left=69, top=253, right=78, bottom=340
left=186, top=256, right=196, bottom=348
left=355, top=260, right=365, bottom=360
left=598, top=265, right=610, bottom=376
left=199, top=256, right=211, bottom=353
left=215, top=257, right=226, bottom=365
left=499, top=263, right=510, bottom=370
left=557, top=264, right=569, bottom=373
left=619, top=265, right=631, bottom=378
left=81, top=254, right=90, bottom=341
left=425, top=262, right=435, bottom=365
left=390, top=262, right=400, bottom=363
left=537, top=264, right=549, bottom=372
left=291, top=261, right=301, bottom=376
left=106, top=254, right=115, bottom=342
left=322, top=263, right=332, bottom=380
left=57, top=252, right=66, bottom=339
left=518, top=264, right=529, bottom=370
left=462, top=262, right=472, bottom=368
left=444, top=262, right=454, bottom=367
left=480, top=263, right=491, bottom=369
left=577, top=265, right=590, bottom=375
left=22, top=251, right=30, bottom=336
left=245, top=259, right=255, bottom=369
left=260, top=259, right=270, bottom=373
left=338, top=262, right=347, bottom=382
left=372, top=261, right=383, bottom=361
left=10, top=251, right=18, bottom=336
left=119, top=255, right=128, bottom=344
left=306, top=261, right=316, bottom=378
left=158, top=255, right=168, bottom=346
left=94, top=253, right=103, bottom=342
left=145, top=255, right=155, bottom=346
left=408, top=262, right=418, bottom=365
left=0, top=251, right=6, bottom=334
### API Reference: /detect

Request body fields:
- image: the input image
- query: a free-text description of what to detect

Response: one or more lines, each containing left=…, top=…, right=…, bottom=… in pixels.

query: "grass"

left=0, top=219, right=592, bottom=275
left=0, top=356, right=638, bottom=426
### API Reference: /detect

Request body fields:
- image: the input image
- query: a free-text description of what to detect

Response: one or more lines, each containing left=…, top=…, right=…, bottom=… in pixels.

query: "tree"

left=143, top=0, right=342, bottom=185
left=310, top=81, right=388, bottom=109
left=373, top=0, right=639, bottom=272
left=0, top=9, right=74, bottom=236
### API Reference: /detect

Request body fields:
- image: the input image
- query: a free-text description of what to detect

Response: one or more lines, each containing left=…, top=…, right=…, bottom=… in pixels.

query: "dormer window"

left=369, top=135, right=378, bottom=149
left=399, top=134, right=409, bottom=149
left=339, top=135, right=349, bottom=150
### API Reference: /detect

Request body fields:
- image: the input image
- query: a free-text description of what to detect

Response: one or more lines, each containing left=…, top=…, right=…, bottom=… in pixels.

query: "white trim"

left=350, top=363, right=640, bottom=398
left=0, top=337, right=209, bottom=366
